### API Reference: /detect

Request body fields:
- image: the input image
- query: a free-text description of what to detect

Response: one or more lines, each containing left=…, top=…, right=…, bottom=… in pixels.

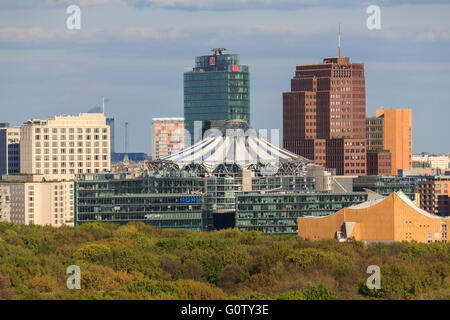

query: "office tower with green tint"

left=184, top=48, right=250, bottom=145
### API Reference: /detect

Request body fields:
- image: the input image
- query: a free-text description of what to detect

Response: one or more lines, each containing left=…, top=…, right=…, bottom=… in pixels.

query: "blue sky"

left=0, top=0, right=450, bottom=154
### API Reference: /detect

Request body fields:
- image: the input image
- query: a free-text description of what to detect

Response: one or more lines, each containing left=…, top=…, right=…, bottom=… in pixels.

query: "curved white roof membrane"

left=163, top=119, right=302, bottom=171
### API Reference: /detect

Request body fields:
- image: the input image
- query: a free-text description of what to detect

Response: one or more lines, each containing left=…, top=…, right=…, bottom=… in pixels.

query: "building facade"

left=366, top=150, right=392, bottom=176
left=0, top=124, right=20, bottom=176
left=106, top=118, right=115, bottom=154
left=20, top=113, right=111, bottom=180
left=283, top=56, right=367, bottom=176
left=75, top=171, right=322, bottom=234
left=413, top=153, right=450, bottom=170
left=236, top=191, right=368, bottom=235
left=151, top=117, right=184, bottom=160
left=375, top=108, right=412, bottom=175
left=0, top=184, right=11, bottom=222
left=418, top=177, right=450, bottom=217
left=353, top=175, right=433, bottom=201
left=366, top=116, right=384, bottom=151
left=184, top=48, right=250, bottom=145
left=0, top=174, right=75, bottom=226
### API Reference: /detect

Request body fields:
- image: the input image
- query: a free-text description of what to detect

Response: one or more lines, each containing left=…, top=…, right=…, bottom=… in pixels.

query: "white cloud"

left=360, top=27, right=450, bottom=42
left=0, top=26, right=183, bottom=47
left=1, top=24, right=449, bottom=50
left=1, top=0, right=449, bottom=10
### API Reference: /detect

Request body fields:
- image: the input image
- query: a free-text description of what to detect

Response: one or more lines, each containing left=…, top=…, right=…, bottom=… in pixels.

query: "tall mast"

left=338, top=23, right=341, bottom=58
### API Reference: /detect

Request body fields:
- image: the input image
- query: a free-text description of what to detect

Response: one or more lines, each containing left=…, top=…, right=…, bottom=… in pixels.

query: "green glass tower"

left=184, top=48, right=250, bottom=145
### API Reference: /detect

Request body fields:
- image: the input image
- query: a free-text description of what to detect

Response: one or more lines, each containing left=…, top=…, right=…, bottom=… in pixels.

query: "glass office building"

left=76, top=173, right=210, bottom=230
left=75, top=172, right=339, bottom=234
left=352, top=176, right=434, bottom=201
left=184, top=48, right=250, bottom=145
left=106, top=118, right=115, bottom=154
left=236, top=192, right=368, bottom=235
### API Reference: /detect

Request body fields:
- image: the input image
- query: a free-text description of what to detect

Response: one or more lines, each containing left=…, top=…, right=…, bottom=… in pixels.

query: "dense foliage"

left=0, top=222, right=449, bottom=300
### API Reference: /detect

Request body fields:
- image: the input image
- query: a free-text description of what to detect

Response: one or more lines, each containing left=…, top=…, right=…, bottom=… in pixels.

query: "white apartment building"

left=0, top=174, right=74, bottom=227
left=20, top=113, right=111, bottom=180
left=412, top=154, right=450, bottom=170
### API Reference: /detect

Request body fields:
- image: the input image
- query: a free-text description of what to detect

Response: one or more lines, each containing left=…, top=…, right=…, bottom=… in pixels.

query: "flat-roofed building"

left=236, top=191, right=368, bottom=235
left=298, top=191, right=449, bottom=243
left=0, top=184, right=11, bottom=222
left=0, top=174, right=75, bottom=226
left=412, top=154, right=450, bottom=170
left=283, top=56, right=367, bottom=176
left=20, top=113, right=111, bottom=180
left=0, top=124, right=20, bottom=176
left=151, top=117, right=184, bottom=160
left=418, top=177, right=450, bottom=217
left=375, top=108, right=412, bottom=175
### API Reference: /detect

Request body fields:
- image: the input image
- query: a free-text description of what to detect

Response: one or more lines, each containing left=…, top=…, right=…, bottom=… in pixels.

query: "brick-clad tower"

left=283, top=56, right=367, bottom=175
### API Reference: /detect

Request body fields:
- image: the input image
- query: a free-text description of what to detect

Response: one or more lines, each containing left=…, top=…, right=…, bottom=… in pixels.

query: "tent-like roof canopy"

left=163, top=119, right=310, bottom=172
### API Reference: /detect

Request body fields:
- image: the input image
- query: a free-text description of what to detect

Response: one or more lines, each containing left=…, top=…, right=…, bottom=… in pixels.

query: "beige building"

left=298, top=191, right=449, bottom=243
left=20, top=113, right=111, bottom=180
left=0, top=174, right=74, bottom=227
left=152, top=117, right=184, bottom=160
left=412, top=154, right=450, bottom=170
left=375, top=108, right=412, bottom=175
left=0, top=184, right=11, bottom=222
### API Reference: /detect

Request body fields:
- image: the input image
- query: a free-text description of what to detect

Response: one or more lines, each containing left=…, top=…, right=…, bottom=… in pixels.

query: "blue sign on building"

left=180, top=197, right=202, bottom=203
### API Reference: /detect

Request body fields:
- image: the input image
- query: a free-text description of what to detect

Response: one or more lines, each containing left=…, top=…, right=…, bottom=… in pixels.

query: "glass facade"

left=76, top=173, right=209, bottom=230
left=75, top=172, right=337, bottom=234
left=77, top=193, right=205, bottom=230
left=184, top=50, right=250, bottom=145
left=353, top=176, right=434, bottom=201
left=236, top=192, right=368, bottom=235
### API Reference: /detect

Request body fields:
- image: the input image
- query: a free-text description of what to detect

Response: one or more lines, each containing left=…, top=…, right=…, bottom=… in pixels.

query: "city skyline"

left=1, top=1, right=450, bottom=154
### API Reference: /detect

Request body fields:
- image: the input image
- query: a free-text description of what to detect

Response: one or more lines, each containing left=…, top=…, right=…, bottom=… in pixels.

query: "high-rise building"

left=283, top=56, right=367, bottom=175
left=0, top=174, right=75, bottom=226
left=0, top=123, right=20, bottom=176
left=152, top=117, right=184, bottom=160
left=375, top=108, right=412, bottom=175
left=106, top=118, right=115, bottom=153
left=184, top=48, right=250, bottom=145
left=20, top=113, right=111, bottom=180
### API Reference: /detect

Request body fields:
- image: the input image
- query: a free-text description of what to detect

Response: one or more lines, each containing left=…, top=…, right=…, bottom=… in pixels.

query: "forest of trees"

left=0, top=221, right=449, bottom=300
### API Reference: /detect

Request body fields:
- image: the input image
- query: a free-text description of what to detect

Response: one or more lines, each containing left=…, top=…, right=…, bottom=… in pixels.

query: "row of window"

left=36, top=155, right=107, bottom=161
left=36, top=168, right=104, bottom=174
left=35, top=128, right=107, bottom=134
left=35, top=134, right=108, bottom=141
left=36, top=162, right=108, bottom=168
left=35, top=141, right=108, bottom=147
left=35, top=148, right=109, bottom=155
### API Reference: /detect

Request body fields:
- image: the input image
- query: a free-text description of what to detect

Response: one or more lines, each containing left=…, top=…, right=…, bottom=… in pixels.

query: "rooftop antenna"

left=102, top=97, right=110, bottom=114
left=124, top=122, right=129, bottom=162
left=338, top=23, right=341, bottom=58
